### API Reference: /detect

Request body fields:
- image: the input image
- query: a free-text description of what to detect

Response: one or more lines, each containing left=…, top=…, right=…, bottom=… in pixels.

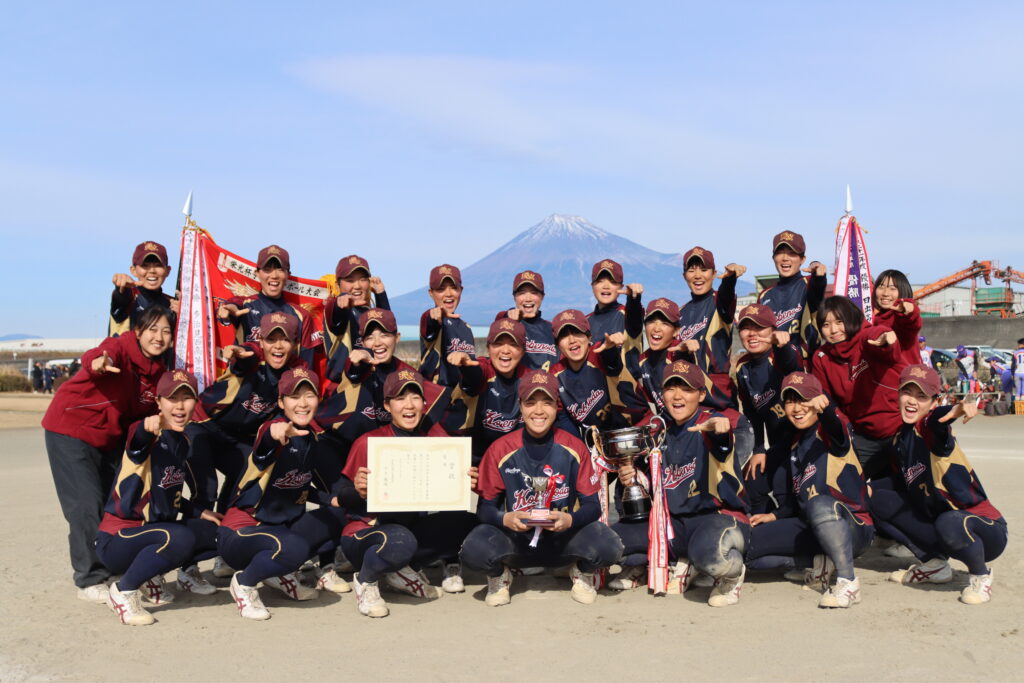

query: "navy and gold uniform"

left=323, top=293, right=391, bottom=377
left=109, top=286, right=175, bottom=337
left=418, top=310, right=477, bottom=436
left=221, top=291, right=322, bottom=369
left=460, top=428, right=622, bottom=575
left=96, top=422, right=217, bottom=592
left=678, top=269, right=739, bottom=410
left=757, top=271, right=826, bottom=362
left=551, top=346, right=632, bottom=437
left=493, top=310, right=557, bottom=371
left=459, top=359, right=530, bottom=464
left=217, top=418, right=341, bottom=586
left=871, top=405, right=1006, bottom=575
left=185, top=345, right=303, bottom=511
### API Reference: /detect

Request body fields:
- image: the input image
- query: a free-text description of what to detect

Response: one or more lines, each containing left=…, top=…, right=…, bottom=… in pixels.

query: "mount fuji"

left=388, top=214, right=756, bottom=326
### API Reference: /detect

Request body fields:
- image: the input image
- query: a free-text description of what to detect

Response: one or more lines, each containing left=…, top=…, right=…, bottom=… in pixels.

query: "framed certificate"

left=366, top=436, right=473, bottom=513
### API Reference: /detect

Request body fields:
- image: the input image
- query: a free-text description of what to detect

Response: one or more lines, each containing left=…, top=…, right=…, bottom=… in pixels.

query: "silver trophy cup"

left=590, top=416, right=667, bottom=521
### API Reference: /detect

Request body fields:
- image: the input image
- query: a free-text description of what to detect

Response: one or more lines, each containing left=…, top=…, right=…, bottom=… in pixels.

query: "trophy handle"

left=649, top=414, right=667, bottom=449
left=585, top=425, right=600, bottom=452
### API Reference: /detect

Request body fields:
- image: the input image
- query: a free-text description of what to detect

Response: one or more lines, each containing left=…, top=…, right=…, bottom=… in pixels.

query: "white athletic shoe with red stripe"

left=666, top=559, right=695, bottom=594
left=708, top=565, right=745, bottom=607
left=107, top=581, right=155, bottom=626
left=230, top=572, right=270, bottom=620
left=263, top=573, right=318, bottom=601
left=353, top=573, right=389, bottom=617
left=960, top=570, right=994, bottom=605
left=608, top=565, right=646, bottom=591
left=819, top=576, right=861, bottom=608
left=889, top=558, right=953, bottom=585
left=141, top=574, right=175, bottom=605
left=384, top=566, right=442, bottom=599
left=176, top=565, right=218, bottom=595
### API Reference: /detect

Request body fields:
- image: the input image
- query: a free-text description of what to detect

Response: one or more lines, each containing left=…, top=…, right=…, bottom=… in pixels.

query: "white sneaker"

left=960, top=570, right=994, bottom=605
left=803, top=554, right=836, bottom=593
left=511, top=566, right=545, bottom=576
left=176, top=565, right=217, bottom=595
left=485, top=567, right=513, bottom=607
left=708, top=565, right=745, bottom=607
left=569, top=565, right=598, bottom=604
left=819, top=576, right=861, bottom=608
left=230, top=573, right=270, bottom=620
left=608, top=565, right=646, bottom=591
left=666, top=559, right=695, bottom=595
left=441, top=563, right=465, bottom=594
left=384, top=566, right=443, bottom=599
left=141, top=574, right=175, bottom=605
left=315, top=565, right=352, bottom=594
left=107, top=581, right=154, bottom=626
left=334, top=546, right=355, bottom=573
left=263, top=573, right=318, bottom=601
left=212, top=556, right=234, bottom=578
left=889, top=558, right=953, bottom=585
left=353, top=572, right=389, bottom=617
left=78, top=582, right=110, bottom=604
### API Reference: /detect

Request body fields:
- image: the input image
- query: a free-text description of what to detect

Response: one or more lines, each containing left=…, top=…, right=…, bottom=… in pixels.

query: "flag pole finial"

left=844, top=185, right=853, bottom=215
left=182, top=191, right=194, bottom=218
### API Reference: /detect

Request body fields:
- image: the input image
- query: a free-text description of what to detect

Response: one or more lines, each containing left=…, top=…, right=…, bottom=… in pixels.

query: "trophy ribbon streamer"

left=646, top=446, right=672, bottom=594
left=529, top=472, right=563, bottom=548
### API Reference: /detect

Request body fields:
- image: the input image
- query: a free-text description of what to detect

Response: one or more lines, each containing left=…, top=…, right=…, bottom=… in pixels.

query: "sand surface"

left=1, top=401, right=1022, bottom=681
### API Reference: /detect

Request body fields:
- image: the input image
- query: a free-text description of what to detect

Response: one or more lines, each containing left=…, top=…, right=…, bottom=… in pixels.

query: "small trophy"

left=590, top=416, right=667, bottom=521
left=523, top=466, right=564, bottom=547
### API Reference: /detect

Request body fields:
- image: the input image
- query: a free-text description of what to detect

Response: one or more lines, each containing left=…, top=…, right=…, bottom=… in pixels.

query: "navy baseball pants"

left=96, top=519, right=218, bottom=591
left=185, top=422, right=252, bottom=513
left=460, top=521, right=623, bottom=577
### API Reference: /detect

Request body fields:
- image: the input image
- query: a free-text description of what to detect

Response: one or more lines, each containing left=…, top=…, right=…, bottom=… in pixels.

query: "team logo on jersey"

left=158, top=466, right=186, bottom=489
left=662, top=457, right=697, bottom=490
left=446, top=338, right=475, bottom=354
left=242, top=392, right=273, bottom=414
left=903, top=462, right=926, bottom=485
left=850, top=360, right=869, bottom=380
left=751, top=388, right=776, bottom=410
left=678, top=317, right=708, bottom=340
left=362, top=405, right=392, bottom=422
left=772, top=305, right=802, bottom=327
left=140, top=388, right=157, bottom=406
left=482, top=410, right=520, bottom=432
left=524, top=339, right=557, bottom=356
left=273, top=469, right=312, bottom=489
left=792, top=463, right=817, bottom=492
left=567, top=389, right=604, bottom=422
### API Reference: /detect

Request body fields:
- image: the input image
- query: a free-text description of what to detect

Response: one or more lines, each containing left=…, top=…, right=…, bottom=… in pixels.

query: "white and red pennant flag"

left=175, top=218, right=332, bottom=391
left=833, top=186, right=874, bottom=322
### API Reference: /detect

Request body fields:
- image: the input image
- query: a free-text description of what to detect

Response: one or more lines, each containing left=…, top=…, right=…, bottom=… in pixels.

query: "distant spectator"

left=69, top=358, right=81, bottom=376
left=918, top=336, right=933, bottom=368
left=43, top=366, right=54, bottom=394
left=987, top=356, right=1013, bottom=395
left=955, top=345, right=977, bottom=394
left=31, top=362, right=43, bottom=393
left=1013, top=339, right=1024, bottom=400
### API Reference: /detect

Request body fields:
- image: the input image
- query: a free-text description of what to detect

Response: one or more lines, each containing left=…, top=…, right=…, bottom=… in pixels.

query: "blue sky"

left=2, top=1, right=1022, bottom=337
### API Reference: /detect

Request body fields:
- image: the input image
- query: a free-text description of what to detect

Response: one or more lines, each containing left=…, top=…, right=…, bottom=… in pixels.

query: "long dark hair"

left=873, top=269, right=914, bottom=300
left=816, top=296, right=865, bottom=341
left=133, top=306, right=175, bottom=333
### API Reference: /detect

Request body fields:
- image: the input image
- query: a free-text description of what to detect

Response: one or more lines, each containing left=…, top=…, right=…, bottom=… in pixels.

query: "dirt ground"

left=1, top=395, right=1022, bottom=681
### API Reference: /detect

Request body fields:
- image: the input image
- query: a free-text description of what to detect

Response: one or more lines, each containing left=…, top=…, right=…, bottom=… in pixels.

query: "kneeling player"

left=98, top=371, right=220, bottom=625
left=461, top=370, right=623, bottom=606
left=610, top=361, right=749, bottom=607
left=217, top=368, right=343, bottom=620
left=748, top=372, right=874, bottom=609
left=871, top=365, right=1007, bottom=604
left=337, top=369, right=478, bottom=618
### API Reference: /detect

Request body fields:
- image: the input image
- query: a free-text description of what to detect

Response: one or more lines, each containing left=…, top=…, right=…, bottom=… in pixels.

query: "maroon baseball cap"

left=259, top=312, right=299, bottom=340
left=518, top=370, right=559, bottom=402
left=257, top=245, right=290, bottom=271
left=683, top=246, right=715, bottom=271
left=662, top=359, right=707, bottom=390
left=591, top=259, right=623, bottom=283
left=358, top=308, right=398, bottom=336
left=552, top=309, right=590, bottom=337
left=429, top=264, right=462, bottom=290
left=644, top=297, right=680, bottom=324
left=512, top=270, right=545, bottom=294
left=899, top=364, right=942, bottom=397
left=487, top=318, right=526, bottom=347
left=156, top=369, right=198, bottom=398
left=132, top=241, right=168, bottom=267
left=383, top=369, right=425, bottom=400
left=737, top=303, right=777, bottom=328
left=336, top=254, right=371, bottom=280
left=781, top=372, right=824, bottom=400
left=772, top=230, right=806, bottom=256
left=278, top=367, right=319, bottom=397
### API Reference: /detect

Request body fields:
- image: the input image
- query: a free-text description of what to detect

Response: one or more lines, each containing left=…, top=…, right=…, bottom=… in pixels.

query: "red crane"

left=913, top=260, right=993, bottom=301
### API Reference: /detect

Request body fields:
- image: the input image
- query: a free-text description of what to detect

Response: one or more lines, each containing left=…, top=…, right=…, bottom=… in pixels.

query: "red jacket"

left=811, top=324, right=906, bottom=439
left=873, top=300, right=923, bottom=368
left=42, top=334, right=166, bottom=451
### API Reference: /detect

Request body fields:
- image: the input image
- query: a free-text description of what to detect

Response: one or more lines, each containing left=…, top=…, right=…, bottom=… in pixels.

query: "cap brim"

left=488, top=332, right=522, bottom=346
left=773, top=241, right=804, bottom=254
left=555, top=323, right=588, bottom=337
left=161, top=381, right=197, bottom=398
left=283, top=378, right=318, bottom=396
left=738, top=314, right=773, bottom=327
left=386, top=380, right=423, bottom=400
left=259, top=257, right=285, bottom=269
left=663, top=374, right=701, bottom=389
left=592, top=268, right=619, bottom=283
left=899, top=379, right=938, bottom=395
left=139, top=253, right=166, bottom=265
left=262, top=324, right=294, bottom=338
left=783, top=386, right=821, bottom=400
left=644, top=310, right=677, bottom=324
left=521, top=386, right=557, bottom=402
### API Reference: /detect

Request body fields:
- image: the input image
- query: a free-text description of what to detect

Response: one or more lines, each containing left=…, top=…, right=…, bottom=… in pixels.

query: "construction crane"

left=990, top=266, right=1024, bottom=318
left=913, top=260, right=993, bottom=300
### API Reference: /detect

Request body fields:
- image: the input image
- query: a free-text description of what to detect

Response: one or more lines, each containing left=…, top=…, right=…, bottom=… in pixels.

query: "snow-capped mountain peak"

left=507, top=214, right=609, bottom=247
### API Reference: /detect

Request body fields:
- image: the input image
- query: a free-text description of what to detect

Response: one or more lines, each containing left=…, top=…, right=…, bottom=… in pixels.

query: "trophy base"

left=621, top=497, right=651, bottom=523
left=525, top=508, right=554, bottom=527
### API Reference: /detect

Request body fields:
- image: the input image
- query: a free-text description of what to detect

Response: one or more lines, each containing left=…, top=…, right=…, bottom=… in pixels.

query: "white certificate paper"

left=366, top=437, right=473, bottom=513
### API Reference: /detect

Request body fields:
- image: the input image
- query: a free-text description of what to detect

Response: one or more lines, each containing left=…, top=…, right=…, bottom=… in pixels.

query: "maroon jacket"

left=873, top=300, right=923, bottom=368
left=42, top=333, right=166, bottom=451
left=810, top=324, right=906, bottom=439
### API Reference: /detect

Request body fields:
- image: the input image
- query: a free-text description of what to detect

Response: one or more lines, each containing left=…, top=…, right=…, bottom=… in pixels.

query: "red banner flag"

left=833, top=213, right=874, bottom=323
left=175, top=224, right=333, bottom=390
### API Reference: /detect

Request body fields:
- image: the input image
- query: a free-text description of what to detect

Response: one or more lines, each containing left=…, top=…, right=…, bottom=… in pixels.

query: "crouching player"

left=217, top=368, right=342, bottom=620
left=335, top=369, right=479, bottom=618
left=747, top=372, right=874, bottom=609
left=871, top=365, right=1007, bottom=604
left=609, top=361, right=749, bottom=607
left=461, top=370, right=623, bottom=606
left=98, top=370, right=221, bottom=626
